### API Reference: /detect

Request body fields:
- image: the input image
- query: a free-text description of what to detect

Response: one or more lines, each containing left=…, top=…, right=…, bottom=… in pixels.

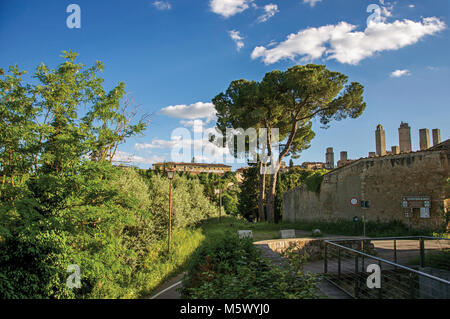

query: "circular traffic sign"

left=350, top=197, right=359, bottom=207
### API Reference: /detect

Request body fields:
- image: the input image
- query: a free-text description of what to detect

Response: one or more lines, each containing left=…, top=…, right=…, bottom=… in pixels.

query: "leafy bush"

left=305, top=170, right=328, bottom=193
left=0, top=162, right=217, bottom=299
left=222, top=193, right=239, bottom=215
left=181, top=232, right=319, bottom=299
left=145, top=174, right=217, bottom=234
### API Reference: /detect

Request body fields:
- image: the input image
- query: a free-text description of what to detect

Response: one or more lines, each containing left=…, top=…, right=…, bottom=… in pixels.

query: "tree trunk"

left=266, top=168, right=279, bottom=223
left=266, top=117, right=300, bottom=222
left=258, top=162, right=266, bottom=222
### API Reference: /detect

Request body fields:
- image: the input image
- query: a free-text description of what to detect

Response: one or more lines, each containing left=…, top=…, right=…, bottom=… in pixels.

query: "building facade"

left=153, top=162, right=232, bottom=175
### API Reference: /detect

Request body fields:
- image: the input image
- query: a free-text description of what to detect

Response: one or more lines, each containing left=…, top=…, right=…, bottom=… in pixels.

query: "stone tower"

left=419, top=129, right=430, bottom=150
left=326, top=147, right=334, bottom=169
left=340, top=151, right=348, bottom=162
left=398, top=122, right=412, bottom=153
left=391, top=146, right=400, bottom=155
left=375, top=124, right=387, bottom=156
left=432, top=129, right=441, bottom=146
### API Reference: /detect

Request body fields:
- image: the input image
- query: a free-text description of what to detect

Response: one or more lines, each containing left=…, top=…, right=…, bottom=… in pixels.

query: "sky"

left=1, top=0, right=449, bottom=170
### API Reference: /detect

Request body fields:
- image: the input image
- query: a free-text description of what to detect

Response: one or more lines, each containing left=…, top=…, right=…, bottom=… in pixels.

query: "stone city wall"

left=283, top=149, right=449, bottom=230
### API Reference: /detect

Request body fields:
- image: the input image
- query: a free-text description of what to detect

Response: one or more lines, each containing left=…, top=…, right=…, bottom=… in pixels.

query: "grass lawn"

left=196, top=216, right=438, bottom=241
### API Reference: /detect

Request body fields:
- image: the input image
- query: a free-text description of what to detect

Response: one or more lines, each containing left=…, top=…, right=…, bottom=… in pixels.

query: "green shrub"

left=181, top=232, right=319, bottom=299
left=0, top=226, right=75, bottom=299
left=305, top=170, right=327, bottom=193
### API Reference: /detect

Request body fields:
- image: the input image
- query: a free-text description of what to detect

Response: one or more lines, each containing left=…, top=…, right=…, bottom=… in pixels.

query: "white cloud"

left=135, top=128, right=233, bottom=164
left=390, top=69, right=411, bottom=78
left=159, top=102, right=217, bottom=121
left=257, top=4, right=279, bottom=23
left=251, top=17, right=446, bottom=65
left=229, top=30, right=245, bottom=51
left=378, top=1, right=394, bottom=21
left=153, top=1, right=171, bottom=10
left=409, top=4, right=415, bottom=9
left=303, top=0, right=322, bottom=7
left=180, top=119, right=205, bottom=133
left=113, top=151, right=165, bottom=165
left=210, top=0, right=253, bottom=18
left=135, top=138, right=181, bottom=150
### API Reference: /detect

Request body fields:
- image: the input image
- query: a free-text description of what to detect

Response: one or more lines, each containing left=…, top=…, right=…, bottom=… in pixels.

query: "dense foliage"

left=0, top=53, right=216, bottom=298
left=180, top=232, right=319, bottom=299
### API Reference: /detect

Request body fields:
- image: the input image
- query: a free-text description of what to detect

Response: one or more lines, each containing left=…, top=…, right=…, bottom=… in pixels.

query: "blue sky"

left=1, top=0, right=449, bottom=170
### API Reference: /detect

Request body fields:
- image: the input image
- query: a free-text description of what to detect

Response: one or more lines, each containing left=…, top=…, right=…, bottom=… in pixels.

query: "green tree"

left=238, top=163, right=260, bottom=220
left=0, top=52, right=151, bottom=298
left=214, top=64, right=366, bottom=222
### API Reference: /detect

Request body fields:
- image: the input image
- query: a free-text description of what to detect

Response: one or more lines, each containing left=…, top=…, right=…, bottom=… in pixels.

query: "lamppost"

left=214, top=188, right=223, bottom=219
left=215, top=182, right=234, bottom=220
left=167, top=169, right=175, bottom=253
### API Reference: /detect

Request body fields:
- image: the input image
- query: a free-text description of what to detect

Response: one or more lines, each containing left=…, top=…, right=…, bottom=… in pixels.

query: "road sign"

left=401, top=196, right=431, bottom=209
left=350, top=197, right=359, bottom=207
left=420, top=207, right=430, bottom=219
left=362, top=201, right=370, bottom=208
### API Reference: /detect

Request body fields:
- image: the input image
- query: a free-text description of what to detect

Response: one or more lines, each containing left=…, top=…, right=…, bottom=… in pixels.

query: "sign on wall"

left=350, top=197, right=359, bottom=207
left=420, top=207, right=430, bottom=219
left=401, top=196, right=431, bottom=219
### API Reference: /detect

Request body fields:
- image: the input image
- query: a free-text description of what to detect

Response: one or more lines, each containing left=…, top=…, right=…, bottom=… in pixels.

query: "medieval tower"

left=375, top=124, right=387, bottom=156
left=398, top=122, right=412, bottom=153
left=325, top=147, right=335, bottom=169
left=419, top=128, right=431, bottom=150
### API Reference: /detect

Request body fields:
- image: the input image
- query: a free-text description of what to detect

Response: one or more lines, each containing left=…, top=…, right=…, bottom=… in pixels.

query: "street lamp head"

left=167, top=169, right=175, bottom=180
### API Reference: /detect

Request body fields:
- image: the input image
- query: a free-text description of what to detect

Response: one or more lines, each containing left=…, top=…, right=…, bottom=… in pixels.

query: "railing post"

left=324, top=242, right=328, bottom=274
left=378, top=260, right=382, bottom=299
left=409, top=273, right=416, bottom=299
left=419, top=237, right=425, bottom=268
left=338, top=248, right=341, bottom=283
left=354, top=254, right=359, bottom=299
left=361, top=240, right=365, bottom=270
left=394, top=239, right=397, bottom=264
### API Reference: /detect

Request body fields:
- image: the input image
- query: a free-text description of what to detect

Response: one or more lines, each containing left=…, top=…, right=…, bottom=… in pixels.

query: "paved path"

left=372, top=239, right=450, bottom=266
left=254, top=240, right=351, bottom=299
left=149, top=273, right=185, bottom=299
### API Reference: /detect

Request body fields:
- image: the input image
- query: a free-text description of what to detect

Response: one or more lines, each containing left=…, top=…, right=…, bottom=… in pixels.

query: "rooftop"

left=153, top=162, right=232, bottom=168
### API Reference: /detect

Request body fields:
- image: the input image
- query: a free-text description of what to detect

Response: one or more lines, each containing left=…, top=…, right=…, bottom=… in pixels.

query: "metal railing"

left=323, top=236, right=450, bottom=299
